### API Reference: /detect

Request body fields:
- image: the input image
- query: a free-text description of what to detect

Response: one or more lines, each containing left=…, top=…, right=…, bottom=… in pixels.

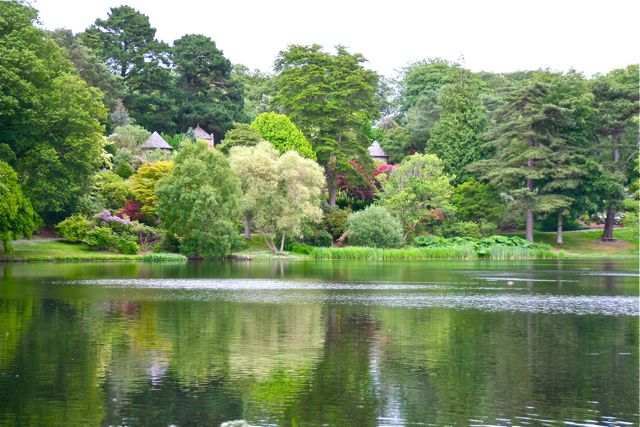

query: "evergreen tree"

left=272, top=45, right=379, bottom=206
left=591, top=65, right=639, bottom=240
left=172, top=34, right=245, bottom=139
left=82, top=6, right=175, bottom=132
left=426, top=74, right=489, bottom=183
left=470, top=77, right=586, bottom=242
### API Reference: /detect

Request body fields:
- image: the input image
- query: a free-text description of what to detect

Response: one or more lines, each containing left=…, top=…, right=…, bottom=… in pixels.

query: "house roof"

left=368, top=140, right=387, bottom=158
left=141, top=132, right=173, bottom=150
left=193, top=124, right=212, bottom=140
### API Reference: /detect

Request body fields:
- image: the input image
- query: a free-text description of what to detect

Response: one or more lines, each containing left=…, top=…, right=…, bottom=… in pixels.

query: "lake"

left=0, top=259, right=637, bottom=426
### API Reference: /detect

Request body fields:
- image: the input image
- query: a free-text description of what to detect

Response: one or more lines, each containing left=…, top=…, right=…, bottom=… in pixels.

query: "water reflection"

left=0, top=260, right=637, bottom=426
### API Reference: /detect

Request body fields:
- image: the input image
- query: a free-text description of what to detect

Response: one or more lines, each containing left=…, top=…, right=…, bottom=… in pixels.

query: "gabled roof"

left=141, top=131, right=173, bottom=150
left=368, top=140, right=387, bottom=158
left=193, top=124, right=212, bottom=140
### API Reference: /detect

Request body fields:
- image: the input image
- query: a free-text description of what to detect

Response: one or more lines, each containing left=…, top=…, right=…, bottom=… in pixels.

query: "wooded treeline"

left=0, top=1, right=637, bottom=257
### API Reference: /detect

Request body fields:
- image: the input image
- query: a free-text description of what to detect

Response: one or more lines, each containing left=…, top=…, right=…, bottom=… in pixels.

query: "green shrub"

left=304, top=229, right=333, bottom=247
left=56, top=214, right=92, bottom=243
left=115, top=161, right=134, bottom=179
left=140, top=252, right=188, bottom=262
left=84, top=226, right=117, bottom=251
left=479, top=221, right=498, bottom=237
left=346, top=206, right=404, bottom=248
left=131, top=222, right=164, bottom=249
left=84, top=226, right=140, bottom=254
left=323, top=208, right=351, bottom=239
left=443, top=221, right=481, bottom=238
left=289, top=243, right=314, bottom=254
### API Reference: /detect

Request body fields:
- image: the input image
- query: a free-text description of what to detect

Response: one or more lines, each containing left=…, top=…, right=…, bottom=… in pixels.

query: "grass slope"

left=3, top=240, right=141, bottom=261
left=502, top=228, right=638, bottom=257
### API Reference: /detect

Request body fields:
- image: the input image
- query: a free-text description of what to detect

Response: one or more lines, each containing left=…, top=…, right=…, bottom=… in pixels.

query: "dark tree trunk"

left=328, top=180, right=337, bottom=207
left=602, top=209, right=616, bottom=240
left=243, top=217, right=252, bottom=240
left=556, top=209, right=564, bottom=245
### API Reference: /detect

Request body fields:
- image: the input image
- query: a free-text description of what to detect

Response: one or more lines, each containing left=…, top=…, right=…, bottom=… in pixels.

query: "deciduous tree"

left=378, top=153, right=454, bottom=239
left=156, top=141, right=240, bottom=259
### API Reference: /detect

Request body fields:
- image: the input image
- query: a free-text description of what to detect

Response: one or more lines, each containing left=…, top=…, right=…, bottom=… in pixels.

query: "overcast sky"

left=33, top=0, right=638, bottom=78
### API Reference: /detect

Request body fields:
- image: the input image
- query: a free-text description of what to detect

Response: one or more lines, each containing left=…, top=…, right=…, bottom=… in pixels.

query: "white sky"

left=33, top=0, right=639, bottom=78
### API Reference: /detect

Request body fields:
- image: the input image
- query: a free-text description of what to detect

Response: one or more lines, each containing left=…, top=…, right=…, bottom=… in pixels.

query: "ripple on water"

left=51, top=279, right=639, bottom=316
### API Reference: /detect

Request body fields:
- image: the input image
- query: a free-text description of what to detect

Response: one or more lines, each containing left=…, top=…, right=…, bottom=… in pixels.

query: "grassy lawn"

left=501, top=227, right=638, bottom=257
left=4, top=240, right=140, bottom=261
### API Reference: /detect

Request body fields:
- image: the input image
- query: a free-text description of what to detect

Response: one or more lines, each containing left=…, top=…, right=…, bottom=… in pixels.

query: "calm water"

left=0, top=259, right=637, bottom=426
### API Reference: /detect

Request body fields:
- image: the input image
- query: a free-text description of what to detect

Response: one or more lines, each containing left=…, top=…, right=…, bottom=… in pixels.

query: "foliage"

left=130, top=221, right=164, bottom=249
left=172, top=34, right=245, bottom=138
left=251, top=113, right=315, bottom=159
left=470, top=72, right=594, bottom=241
left=0, top=1, right=108, bottom=224
left=129, top=160, right=173, bottom=220
left=232, top=64, right=275, bottom=120
left=301, top=228, right=333, bottom=247
left=273, top=44, right=379, bottom=206
left=380, top=127, right=411, bottom=163
left=139, top=252, right=187, bottom=262
left=217, top=123, right=262, bottom=155
left=84, top=226, right=139, bottom=254
left=82, top=5, right=175, bottom=132
left=452, top=179, right=505, bottom=225
left=55, top=214, right=92, bottom=243
left=49, top=29, right=124, bottom=112
left=116, top=200, right=143, bottom=221
left=0, top=161, right=39, bottom=253
left=115, top=161, right=134, bottom=179
left=378, top=153, right=454, bottom=238
left=346, top=206, right=404, bottom=248
left=442, top=221, right=481, bottom=239
left=156, top=141, right=241, bottom=259
left=323, top=208, right=351, bottom=240
left=229, top=141, right=325, bottom=253
left=591, top=65, right=639, bottom=238
left=426, top=75, right=489, bottom=183
left=108, top=124, right=150, bottom=169
left=93, top=171, right=130, bottom=211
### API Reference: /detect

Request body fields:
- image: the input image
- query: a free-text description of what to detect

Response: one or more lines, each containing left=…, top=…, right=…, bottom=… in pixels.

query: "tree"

left=228, top=142, right=279, bottom=239
left=217, top=123, right=262, bottom=155
left=591, top=65, right=639, bottom=240
left=0, top=162, right=39, bottom=254
left=172, top=34, right=245, bottom=139
left=426, top=76, right=489, bottom=183
left=272, top=44, right=379, bottom=206
left=452, top=179, right=505, bottom=226
left=108, top=125, right=150, bottom=171
left=380, top=127, right=411, bottom=164
left=378, top=153, right=454, bottom=239
left=130, top=161, right=173, bottom=222
left=156, top=141, right=240, bottom=259
left=0, top=1, right=109, bottom=224
left=470, top=77, right=588, bottom=242
left=398, top=59, right=470, bottom=149
left=251, top=113, right=315, bottom=159
left=82, top=6, right=175, bottom=132
left=229, top=142, right=325, bottom=253
left=49, top=29, right=125, bottom=112
left=231, top=64, right=274, bottom=121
